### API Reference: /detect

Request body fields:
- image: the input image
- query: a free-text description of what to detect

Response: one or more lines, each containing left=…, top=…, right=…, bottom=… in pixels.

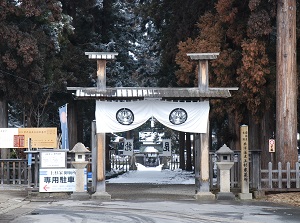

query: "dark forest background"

left=0, top=1, right=299, bottom=166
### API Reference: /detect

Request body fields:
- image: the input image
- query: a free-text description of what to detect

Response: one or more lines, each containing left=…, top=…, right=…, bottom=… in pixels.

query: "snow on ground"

left=107, top=163, right=195, bottom=184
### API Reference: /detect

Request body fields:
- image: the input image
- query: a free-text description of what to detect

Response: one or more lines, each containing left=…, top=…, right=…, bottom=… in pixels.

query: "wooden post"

left=0, top=99, right=9, bottom=159
left=85, top=52, right=118, bottom=200
left=195, top=121, right=215, bottom=200
left=97, top=60, right=106, bottom=91
left=268, top=162, right=273, bottom=188
left=187, top=53, right=219, bottom=200
left=296, top=162, right=300, bottom=188
left=194, top=133, right=201, bottom=191
left=251, top=151, right=261, bottom=190
left=199, top=126, right=210, bottom=190
left=278, top=162, right=282, bottom=188
left=97, top=133, right=105, bottom=182
left=198, top=60, right=208, bottom=92
left=187, top=53, right=219, bottom=91
left=91, top=121, right=97, bottom=192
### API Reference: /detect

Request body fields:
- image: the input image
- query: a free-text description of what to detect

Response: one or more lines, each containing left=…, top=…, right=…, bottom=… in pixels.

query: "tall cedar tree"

left=0, top=0, right=73, bottom=127
left=175, top=0, right=282, bottom=167
left=276, top=0, right=298, bottom=168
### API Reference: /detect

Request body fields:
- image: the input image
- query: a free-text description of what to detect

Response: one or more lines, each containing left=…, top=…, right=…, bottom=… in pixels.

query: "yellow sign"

left=0, top=128, right=57, bottom=148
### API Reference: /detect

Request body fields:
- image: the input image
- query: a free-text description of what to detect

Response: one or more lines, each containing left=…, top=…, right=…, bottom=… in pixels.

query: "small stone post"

left=216, top=144, right=235, bottom=200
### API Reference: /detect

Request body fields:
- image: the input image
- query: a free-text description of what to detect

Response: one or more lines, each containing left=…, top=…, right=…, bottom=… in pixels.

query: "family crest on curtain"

left=95, top=100, right=209, bottom=133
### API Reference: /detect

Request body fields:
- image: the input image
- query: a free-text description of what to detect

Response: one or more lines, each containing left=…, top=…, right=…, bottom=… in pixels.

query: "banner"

left=95, top=100, right=209, bottom=133
left=59, top=104, right=69, bottom=150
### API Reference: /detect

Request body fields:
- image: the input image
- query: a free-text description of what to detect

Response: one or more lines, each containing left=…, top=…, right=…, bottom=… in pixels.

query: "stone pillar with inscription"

left=238, top=125, right=253, bottom=200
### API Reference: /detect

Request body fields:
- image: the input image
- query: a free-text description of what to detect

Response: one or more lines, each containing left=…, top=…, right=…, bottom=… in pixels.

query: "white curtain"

left=95, top=100, right=209, bottom=133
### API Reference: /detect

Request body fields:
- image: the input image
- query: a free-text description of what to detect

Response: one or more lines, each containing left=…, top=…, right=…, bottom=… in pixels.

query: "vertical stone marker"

left=239, top=125, right=252, bottom=200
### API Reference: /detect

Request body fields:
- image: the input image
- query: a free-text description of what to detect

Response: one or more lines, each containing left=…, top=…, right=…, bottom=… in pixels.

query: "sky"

left=106, top=163, right=195, bottom=184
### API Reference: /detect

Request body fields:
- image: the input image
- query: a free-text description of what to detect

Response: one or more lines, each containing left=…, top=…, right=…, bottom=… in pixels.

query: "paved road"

left=1, top=184, right=300, bottom=223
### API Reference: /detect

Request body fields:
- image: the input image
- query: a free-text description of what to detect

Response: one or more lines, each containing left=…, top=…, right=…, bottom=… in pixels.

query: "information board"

left=0, top=128, right=57, bottom=148
left=40, top=151, right=67, bottom=168
left=39, top=169, right=77, bottom=192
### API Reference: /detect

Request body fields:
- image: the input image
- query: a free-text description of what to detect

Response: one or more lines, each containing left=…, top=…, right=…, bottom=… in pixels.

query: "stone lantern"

left=70, top=142, right=90, bottom=199
left=215, top=144, right=235, bottom=200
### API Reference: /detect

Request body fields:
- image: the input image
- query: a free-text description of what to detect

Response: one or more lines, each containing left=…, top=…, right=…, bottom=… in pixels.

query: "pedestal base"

left=195, top=192, right=215, bottom=201
left=216, top=192, right=235, bottom=200
left=71, top=192, right=90, bottom=200
left=238, top=193, right=252, bottom=200
left=91, top=192, right=111, bottom=201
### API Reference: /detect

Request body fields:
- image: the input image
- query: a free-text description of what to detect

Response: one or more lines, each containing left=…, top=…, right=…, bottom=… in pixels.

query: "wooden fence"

left=2, top=152, right=299, bottom=192
left=110, top=155, right=130, bottom=172
left=261, top=162, right=300, bottom=191
left=0, top=159, right=28, bottom=185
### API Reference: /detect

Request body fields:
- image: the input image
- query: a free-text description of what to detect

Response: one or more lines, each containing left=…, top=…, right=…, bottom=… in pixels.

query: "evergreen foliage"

left=0, top=0, right=299, bottom=162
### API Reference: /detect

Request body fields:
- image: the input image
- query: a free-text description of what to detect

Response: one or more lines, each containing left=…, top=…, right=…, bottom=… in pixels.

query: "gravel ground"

left=264, top=192, right=300, bottom=207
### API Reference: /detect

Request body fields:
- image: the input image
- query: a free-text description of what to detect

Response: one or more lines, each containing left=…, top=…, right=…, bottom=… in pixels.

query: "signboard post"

left=123, top=139, right=134, bottom=156
left=162, top=139, right=172, bottom=157
left=123, top=139, right=136, bottom=170
left=161, top=139, right=171, bottom=169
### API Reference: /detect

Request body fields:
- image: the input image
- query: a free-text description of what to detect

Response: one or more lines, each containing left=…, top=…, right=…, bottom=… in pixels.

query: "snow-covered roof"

left=143, top=146, right=158, bottom=153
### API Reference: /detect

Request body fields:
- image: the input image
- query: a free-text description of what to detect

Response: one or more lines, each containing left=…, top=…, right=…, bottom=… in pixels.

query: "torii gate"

left=67, top=52, right=238, bottom=200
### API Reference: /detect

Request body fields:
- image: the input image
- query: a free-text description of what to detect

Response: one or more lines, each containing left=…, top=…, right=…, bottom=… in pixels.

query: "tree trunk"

left=228, top=111, right=240, bottom=151
left=0, top=98, right=9, bottom=158
left=260, top=109, right=276, bottom=169
left=276, top=0, right=298, bottom=168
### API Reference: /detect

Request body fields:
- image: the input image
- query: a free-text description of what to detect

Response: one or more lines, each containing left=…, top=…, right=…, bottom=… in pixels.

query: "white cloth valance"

left=95, top=100, right=209, bottom=133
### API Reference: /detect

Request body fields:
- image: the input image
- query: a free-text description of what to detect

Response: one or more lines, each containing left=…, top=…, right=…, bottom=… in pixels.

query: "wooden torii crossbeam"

left=67, top=52, right=238, bottom=200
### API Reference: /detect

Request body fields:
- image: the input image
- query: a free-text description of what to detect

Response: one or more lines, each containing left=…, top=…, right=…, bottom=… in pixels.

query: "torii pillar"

left=187, top=53, right=219, bottom=200
left=85, top=52, right=118, bottom=200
